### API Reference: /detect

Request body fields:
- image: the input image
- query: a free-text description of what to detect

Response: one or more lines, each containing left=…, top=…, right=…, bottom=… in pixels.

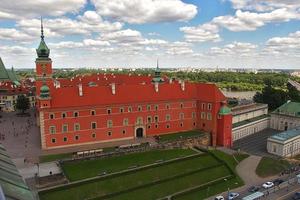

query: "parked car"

left=228, top=192, right=239, bottom=200
left=214, top=196, right=224, bottom=200
left=293, top=192, right=300, bottom=200
left=262, top=181, right=274, bottom=189
left=273, top=178, right=284, bottom=185
left=248, top=186, right=260, bottom=193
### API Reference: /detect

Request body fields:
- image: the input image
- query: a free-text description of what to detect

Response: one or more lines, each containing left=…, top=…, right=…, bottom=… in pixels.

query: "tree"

left=287, top=83, right=300, bottom=102
left=15, top=95, right=30, bottom=114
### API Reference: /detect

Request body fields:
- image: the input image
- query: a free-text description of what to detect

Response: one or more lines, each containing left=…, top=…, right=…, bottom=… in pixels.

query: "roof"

left=0, top=58, right=10, bottom=81
left=48, top=79, right=226, bottom=109
left=242, top=192, right=264, bottom=200
left=269, top=127, right=300, bottom=142
left=272, top=101, right=300, bottom=118
left=231, top=103, right=268, bottom=116
left=219, top=105, right=231, bottom=115
left=0, top=144, right=34, bottom=200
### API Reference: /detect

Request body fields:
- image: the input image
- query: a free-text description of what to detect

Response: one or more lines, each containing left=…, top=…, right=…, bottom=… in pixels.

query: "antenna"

left=41, top=17, right=44, bottom=40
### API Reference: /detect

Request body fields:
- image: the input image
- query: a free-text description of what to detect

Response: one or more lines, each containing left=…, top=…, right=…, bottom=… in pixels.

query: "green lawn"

left=39, top=154, right=224, bottom=200
left=104, top=165, right=231, bottom=200
left=62, top=149, right=196, bottom=181
left=159, top=130, right=205, bottom=142
left=256, top=157, right=291, bottom=177
left=234, top=153, right=249, bottom=163
left=39, top=153, right=72, bottom=163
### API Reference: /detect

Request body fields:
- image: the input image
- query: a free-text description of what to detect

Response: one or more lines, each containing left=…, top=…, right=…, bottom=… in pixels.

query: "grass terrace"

left=158, top=130, right=206, bottom=142
left=62, top=149, right=196, bottom=181
left=39, top=148, right=248, bottom=200
left=256, top=157, right=291, bottom=177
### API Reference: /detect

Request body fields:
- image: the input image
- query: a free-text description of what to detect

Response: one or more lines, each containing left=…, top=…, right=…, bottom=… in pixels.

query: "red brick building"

left=35, top=23, right=232, bottom=150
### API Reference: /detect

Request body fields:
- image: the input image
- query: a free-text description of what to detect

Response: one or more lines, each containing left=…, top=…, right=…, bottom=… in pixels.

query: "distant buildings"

left=0, top=58, right=36, bottom=112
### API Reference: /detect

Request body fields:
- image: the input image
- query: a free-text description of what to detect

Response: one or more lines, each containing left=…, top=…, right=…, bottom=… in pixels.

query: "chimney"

left=181, top=81, right=185, bottom=91
left=111, top=83, right=116, bottom=95
left=154, top=82, right=159, bottom=92
left=78, top=84, right=83, bottom=96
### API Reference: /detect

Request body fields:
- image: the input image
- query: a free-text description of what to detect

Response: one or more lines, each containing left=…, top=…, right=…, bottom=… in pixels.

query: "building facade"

left=270, top=101, right=300, bottom=131
left=35, top=23, right=232, bottom=150
left=231, top=103, right=269, bottom=141
left=267, top=127, right=300, bottom=157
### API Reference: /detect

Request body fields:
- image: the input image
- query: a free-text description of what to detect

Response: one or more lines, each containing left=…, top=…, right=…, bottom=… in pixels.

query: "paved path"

left=236, top=155, right=263, bottom=185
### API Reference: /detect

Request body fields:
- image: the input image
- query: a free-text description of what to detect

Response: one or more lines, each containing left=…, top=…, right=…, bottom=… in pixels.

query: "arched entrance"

left=136, top=128, right=144, bottom=138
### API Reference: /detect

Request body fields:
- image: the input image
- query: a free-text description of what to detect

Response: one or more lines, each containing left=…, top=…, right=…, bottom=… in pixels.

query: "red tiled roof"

left=49, top=81, right=226, bottom=108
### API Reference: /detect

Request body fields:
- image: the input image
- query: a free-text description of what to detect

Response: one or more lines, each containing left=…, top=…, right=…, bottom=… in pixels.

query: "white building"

left=231, top=103, right=270, bottom=141
left=270, top=101, right=300, bottom=131
left=267, top=127, right=300, bottom=157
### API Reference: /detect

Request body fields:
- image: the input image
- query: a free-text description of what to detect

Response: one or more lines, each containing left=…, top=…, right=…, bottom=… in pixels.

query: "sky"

left=0, top=0, right=300, bottom=69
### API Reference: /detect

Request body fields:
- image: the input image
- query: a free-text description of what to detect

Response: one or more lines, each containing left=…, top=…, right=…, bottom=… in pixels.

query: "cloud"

left=91, top=0, right=197, bottom=24
left=180, top=23, right=220, bottom=43
left=15, top=12, right=122, bottom=39
left=229, top=0, right=300, bottom=12
left=0, top=28, right=34, bottom=41
left=0, top=0, right=86, bottom=20
left=209, top=41, right=257, bottom=56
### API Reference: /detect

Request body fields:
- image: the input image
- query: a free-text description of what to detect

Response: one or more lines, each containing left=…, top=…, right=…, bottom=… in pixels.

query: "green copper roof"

left=7, top=67, right=19, bottom=82
left=36, top=39, right=50, bottom=58
left=40, top=84, right=50, bottom=98
left=0, top=57, right=10, bottom=81
left=219, top=105, right=231, bottom=115
left=272, top=101, right=300, bottom=118
left=0, top=144, right=34, bottom=200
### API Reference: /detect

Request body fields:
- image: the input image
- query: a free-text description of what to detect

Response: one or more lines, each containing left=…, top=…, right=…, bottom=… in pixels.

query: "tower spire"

left=41, top=17, right=44, bottom=40
left=156, top=58, right=159, bottom=70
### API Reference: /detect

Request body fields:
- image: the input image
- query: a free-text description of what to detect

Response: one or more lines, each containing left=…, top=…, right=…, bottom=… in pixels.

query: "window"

left=62, top=113, right=66, bottom=118
left=192, top=112, right=196, bottom=119
left=155, top=124, right=158, bottom=128
left=91, top=122, right=97, bottom=129
left=180, top=122, right=183, bottom=127
left=166, top=104, right=170, bottom=109
left=201, top=112, right=206, bottom=119
left=49, top=126, right=56, bottom=134
left=147, top=116, right=152, bottom=123
left=91, top=110, right=96, bottom=116
left=166, top=124, right=170, bottom=128
left=180, top=103, right=184, bottom=108
left=49, top=113, right=54, bottom=119
left=120, top=107, right=124, bottom=113
left=217, top=115, right=222, bottom=119
left=63, top=137, right=67, bottom=142
left=122, top=130, right=126, bottom=135
left=193, top=122, right=196, bottom=126
left=179, top=113, right=184, bottom=120
left=62, top=124, right=68, bottom=133
left=201, top=103, right=205, bottom=110
left=92, top=133, right=96, bottom=138
left=147, top=105, right=151, bottom=111
left=128, top=106, right=132, bottom=112
left=74, top=112, right=79, bottom=117
left=75, top=135, right=79, bottom=140
left=208, top=103, right=212, bottom=110
left=154, top=115, right=159, bottom=123
left=51, top=138, right=56, bottom=143
left=107, top=108, right=111, bottom=114
left=166, top=114, right=171, bottom=121
left=136, top=117, right=143, bottom=125
left=107, top=120, right=113, bottom=128
left=148, top=125, right=151, bottom=129
left=123, top=118, right=129, bottom=126
left=74, top=123, right=80, bottom=131
left=154, top=105, right=159, bottom=111
left=138, top=106, right=142, bottom=112
left=207, top=113, right=212, bottom=120
left=107, top=131, right=112, bottom=136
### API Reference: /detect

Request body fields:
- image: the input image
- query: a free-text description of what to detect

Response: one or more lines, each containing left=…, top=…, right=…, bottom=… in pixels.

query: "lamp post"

left=224, top=178, right=229, bottom=199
